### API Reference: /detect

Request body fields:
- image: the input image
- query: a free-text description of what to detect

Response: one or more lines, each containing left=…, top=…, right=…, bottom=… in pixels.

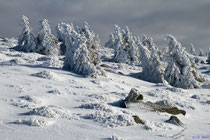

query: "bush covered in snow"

left=16, top=15, right=37, bottom=52
left=37, top=19, right=60, bottom=55
left=105, top=25, right=140, bottom=64
left=63, top=22, right=104, bottom=77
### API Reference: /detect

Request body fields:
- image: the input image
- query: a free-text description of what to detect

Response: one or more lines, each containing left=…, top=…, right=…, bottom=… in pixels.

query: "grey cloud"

left=0, top=0, right=210, bottom=52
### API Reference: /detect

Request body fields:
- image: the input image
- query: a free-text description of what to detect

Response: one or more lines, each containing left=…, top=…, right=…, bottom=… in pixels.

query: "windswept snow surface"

left=0, top=38, right=210, bottom=140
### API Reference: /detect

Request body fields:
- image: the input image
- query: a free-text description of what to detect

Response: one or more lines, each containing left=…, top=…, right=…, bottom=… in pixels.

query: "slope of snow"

left=0, top=38, right=210, bottom=140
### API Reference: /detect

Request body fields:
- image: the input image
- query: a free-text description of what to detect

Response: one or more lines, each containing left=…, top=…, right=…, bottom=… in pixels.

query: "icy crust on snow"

left=22, top=105, right=75, bottom=119
left=12, top=118, right=52, bottom=127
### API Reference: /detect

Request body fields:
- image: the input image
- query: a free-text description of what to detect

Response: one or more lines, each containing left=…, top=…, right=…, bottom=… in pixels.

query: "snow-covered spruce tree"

left=77, top=22, right=101, bottom=66
left=105, top=25, right=140, bottom=64
left=63, top=23, right=104, bottom=78
left=105, top=33, right=114, bottom=48
left=189, top=43, right=196, bottom=55
left=55, top=22, right=74, bottom=55
left=206, top=47, right=210, bottom=64
left=37, top=19, right=60, bottom=55
left=164, top=35, right=206, bottom=89
left=17, top=15, right=37, bottom=52
left=136, top=37, right=166, bottom=83
left=199, top=48, right=205, bottom=56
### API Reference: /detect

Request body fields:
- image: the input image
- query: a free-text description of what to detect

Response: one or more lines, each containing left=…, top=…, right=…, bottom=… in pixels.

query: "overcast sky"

left=1, top=0, right=210, bottom=52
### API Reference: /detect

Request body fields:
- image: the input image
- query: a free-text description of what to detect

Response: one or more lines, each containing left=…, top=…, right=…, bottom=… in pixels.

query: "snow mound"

left=12, top=118, right=52, bottom=127
left=110, top=134, right=124, bottom=140
left=23, top=105, right=72, bottom=119
left=48, top=89, right=66, bottom=95
left=31, top=70, right=59, bottom=80
left=11, top=99, right=37, bottom=109
left=19, top=95, right=42, bottom=104
left=11, top=95, right=42, bottom=109
left=37, top=56, right=63, bottom=68
left=85, top=111, right=135, bottom=128
left=80, top=103, right=114, bottom=113
left=155, top=100, right=176, bottom=107
left=0, top=58, right=24, bottom=66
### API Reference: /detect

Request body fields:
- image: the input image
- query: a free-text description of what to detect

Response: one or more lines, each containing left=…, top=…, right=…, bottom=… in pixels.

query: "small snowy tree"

left=63, top=23, right=104, bottom=77
left=37, top=19, right=60, bottom=55
left=78, top=22, right=101, bottom=66
left=17, top=15, right=37, bottom=52
left=199, top=48, right=205, bottom=56
left=105, top=33, right=114, bottom=48
left=206, top=47, right=210, bottom=64
left=106, top=25, right=140, bottom=64
left=189, top=43, right=196, bottom=55
left=164, top=35, right=206, bottom=89
left=137, top=37, right=165, bottom=83
left=55, top=22, right=74, bottom=55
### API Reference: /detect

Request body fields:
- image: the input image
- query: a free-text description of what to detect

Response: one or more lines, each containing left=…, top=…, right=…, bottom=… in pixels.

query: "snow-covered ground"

left=0, top=38, right=210, bottom=140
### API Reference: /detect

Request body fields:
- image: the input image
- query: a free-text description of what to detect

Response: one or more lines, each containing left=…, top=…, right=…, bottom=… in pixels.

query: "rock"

left=206, top=100, right=210, bottom=104
left=191, top=95, right=200, bottom=99
left=143, top=125, right=152, bottom=131
left=125, top=88, right=143, bottom=102
left=132, top=115, right=144, bottom=124
left=165, top=116, right=184, bottom=127
left=100, top=64, right=114, bottom=69
left=145, top=101, right=186, bottom=116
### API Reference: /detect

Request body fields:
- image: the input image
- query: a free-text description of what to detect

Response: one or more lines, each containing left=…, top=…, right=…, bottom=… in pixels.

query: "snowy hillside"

left=0, top=38, right=210, bottom=140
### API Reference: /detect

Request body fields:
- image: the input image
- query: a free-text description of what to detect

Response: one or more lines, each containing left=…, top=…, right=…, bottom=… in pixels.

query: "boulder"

left=191, top=95, right=201, bottom=99
left=125, top=88, right=143, bottom=102
left=165, top=116, right=184, bottom=127
left=132, top=115, right=144, bottom=124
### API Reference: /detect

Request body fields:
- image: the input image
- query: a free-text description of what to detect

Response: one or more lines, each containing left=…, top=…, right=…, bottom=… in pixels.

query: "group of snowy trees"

left=16, top=15, right=104, bottom=77
left=17, top=16, right=60, bottom=55
left=105, top=25, right=207, bottom=89
left=15, top=16, right=208, bottom=89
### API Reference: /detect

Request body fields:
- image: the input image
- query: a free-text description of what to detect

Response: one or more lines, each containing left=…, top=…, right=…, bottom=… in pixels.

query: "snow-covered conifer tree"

left=164, top=35, right=205, bottom=89
left=106, top=25, right=140, bottom=64
left=190, top=43, right=196, bottom=55
left=78, top=22, right=101, bottom=66
left=55, top=22, right=74, bottom=55
left=17, top=15, right=37, bottom=52
left=137, top=37, right=165, bottom=83
left=37, top=19, right=60, bottom=55
left=63, top=23, right=104, bottom=77
left=206, top=47, right=210, bottom=64
left=199, top=48, right=205, bottom=56
left=105, top=33, right=114, bottom=48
